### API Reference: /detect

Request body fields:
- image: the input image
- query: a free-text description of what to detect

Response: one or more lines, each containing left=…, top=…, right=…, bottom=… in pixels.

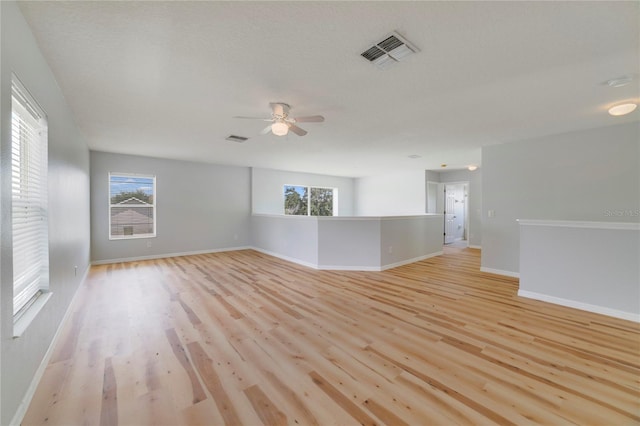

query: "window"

left=283, top=185, right=336, bottom=216
left=109, top=173, right=156, bottom=239
left=11, top=77, right=49, bottom=318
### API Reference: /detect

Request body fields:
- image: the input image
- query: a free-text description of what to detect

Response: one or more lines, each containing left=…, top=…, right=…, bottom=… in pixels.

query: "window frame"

left=108, top=172, right=157, bottom=240
left=283, top=184, right=337, bottom=217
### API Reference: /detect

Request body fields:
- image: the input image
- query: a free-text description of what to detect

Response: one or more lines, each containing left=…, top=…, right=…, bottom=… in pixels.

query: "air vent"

left=225, top=135, right=249, bottom=143
left=361, top=46, right=386, bottom=62
left=360, top=31, right=419, bottom=69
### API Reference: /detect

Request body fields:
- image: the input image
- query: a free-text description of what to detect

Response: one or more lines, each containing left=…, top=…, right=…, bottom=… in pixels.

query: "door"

left=444, top=184, right=466, bottom=244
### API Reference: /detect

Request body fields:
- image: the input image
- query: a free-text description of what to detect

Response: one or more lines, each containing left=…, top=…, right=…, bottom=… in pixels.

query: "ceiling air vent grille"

left=361, top=46, right=386, bottom=62
left=360, top=31, right=419, bottom=69
left=225, top=135, right=249, bottom=143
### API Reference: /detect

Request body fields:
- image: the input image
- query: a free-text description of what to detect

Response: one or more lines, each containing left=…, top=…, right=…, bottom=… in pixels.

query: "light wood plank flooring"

left=23, top=247, right=640, bottom=425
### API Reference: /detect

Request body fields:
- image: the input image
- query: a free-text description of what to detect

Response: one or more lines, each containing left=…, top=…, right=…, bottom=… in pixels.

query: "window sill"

left=13, top=291, right=52, bottom=338
left=109, top=234, right=156, bottom=241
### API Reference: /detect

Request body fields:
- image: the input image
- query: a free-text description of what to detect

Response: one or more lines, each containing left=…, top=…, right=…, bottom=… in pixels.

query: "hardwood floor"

left=23, top=247, right=640, bottom=425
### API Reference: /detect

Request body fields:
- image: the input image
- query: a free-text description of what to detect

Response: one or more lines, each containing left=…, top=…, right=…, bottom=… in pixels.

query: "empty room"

left=1, top=1, right=639, bottom=425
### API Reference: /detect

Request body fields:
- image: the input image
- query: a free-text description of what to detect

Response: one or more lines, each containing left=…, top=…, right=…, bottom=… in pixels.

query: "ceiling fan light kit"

left=271, top=121, right=289, bottom=136
left=234, top=102, right=324, bottom=137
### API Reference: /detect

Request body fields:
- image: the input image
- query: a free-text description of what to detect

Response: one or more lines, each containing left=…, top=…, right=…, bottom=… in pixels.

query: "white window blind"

left=11, top=78, right=49, bottom=317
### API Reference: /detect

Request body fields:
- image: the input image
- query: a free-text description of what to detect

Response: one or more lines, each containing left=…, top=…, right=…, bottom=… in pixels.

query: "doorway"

left=443, top=183, right=468, bottom=245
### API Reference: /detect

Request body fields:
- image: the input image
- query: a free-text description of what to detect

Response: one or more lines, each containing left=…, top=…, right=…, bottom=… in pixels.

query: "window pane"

left=110, top=175, right=154, bottom=204
left=110, top=206, right=154, bottom=237
left=109, top=174, right=155, bottom=238
left=284, top=185, right=308, bottom=215
left=310, top=187, right=333, bottom=216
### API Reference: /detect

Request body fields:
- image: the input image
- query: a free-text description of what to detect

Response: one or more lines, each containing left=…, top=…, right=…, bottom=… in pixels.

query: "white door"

left=444, top=184, right=466, bottom=244
left=444, top=186, right=456, bottom=244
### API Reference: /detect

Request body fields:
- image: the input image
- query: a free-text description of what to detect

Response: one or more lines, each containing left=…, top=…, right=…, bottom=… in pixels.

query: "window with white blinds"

left=11, top=77, right=49, bottom=317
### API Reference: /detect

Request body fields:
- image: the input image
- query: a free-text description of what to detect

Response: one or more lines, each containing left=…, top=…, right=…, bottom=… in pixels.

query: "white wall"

left=482, top=122, right=639, bottom=276
left=355, top=170, right=426, bottom=216
left=1, top=2, right=91, bottom=424
left=91, top=152, right=251, bottom=263
left=251, top=167, right=355, bottom=216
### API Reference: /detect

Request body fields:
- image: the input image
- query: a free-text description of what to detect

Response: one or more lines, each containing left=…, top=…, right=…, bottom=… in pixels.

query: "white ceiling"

left=18, top=1, right=639, bottom=177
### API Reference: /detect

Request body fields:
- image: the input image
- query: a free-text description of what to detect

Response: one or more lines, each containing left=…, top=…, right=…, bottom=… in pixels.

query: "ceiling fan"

left=234, top=103, right=324, bottom=136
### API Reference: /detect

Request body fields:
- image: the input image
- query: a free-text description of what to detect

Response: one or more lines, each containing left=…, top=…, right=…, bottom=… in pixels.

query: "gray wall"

left=252, top=215, right=319, bottom=267
left=482, top=122, right=639, bottom=275
left=355, top=170, right=427, bottom=216
left=519, top=221, right=639, bottom=319
left=1, top=2, right=91, bottom=424
left=91, top=152, right=251, bottom=263
left=428, top=169, right=483, bottom=248
left=251, top=167, right=355, bottom=216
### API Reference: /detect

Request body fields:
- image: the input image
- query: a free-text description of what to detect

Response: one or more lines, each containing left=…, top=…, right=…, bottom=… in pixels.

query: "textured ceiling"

left=18, top=1, right=640, bottom=177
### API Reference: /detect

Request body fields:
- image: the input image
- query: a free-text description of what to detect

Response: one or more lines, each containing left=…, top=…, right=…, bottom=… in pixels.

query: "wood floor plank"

left=22, top=247, right=640, bottom=425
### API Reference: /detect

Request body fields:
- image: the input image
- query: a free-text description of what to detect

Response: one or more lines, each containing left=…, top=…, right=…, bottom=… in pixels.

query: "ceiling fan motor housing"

left=270, top=102, right=290, bottom=120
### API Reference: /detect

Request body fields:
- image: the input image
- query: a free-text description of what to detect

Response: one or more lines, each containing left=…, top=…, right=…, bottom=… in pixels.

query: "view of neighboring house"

left=109, top=197, right=154, bottom=237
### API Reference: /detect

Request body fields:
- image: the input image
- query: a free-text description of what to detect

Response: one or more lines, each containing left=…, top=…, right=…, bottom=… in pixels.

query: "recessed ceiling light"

left=440, top=164, right=447, bottom=168
left=408, top=154, right=421, bottom=159
left=468, top=165, right=478, bottom=171
left=608, top=103, right=637, bottom=116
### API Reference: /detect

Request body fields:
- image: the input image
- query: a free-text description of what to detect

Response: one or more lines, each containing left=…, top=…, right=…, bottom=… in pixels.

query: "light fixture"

left=468, top=165, right=478, bottom=171
left=271, top=121, right=289, bottom=136
left=608, top=103, right=637, bottom=116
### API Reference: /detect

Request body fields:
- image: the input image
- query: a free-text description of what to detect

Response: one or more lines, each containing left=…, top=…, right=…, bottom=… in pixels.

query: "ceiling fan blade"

left=233, top=116, right=272, bottom=121
left=288, top=124, right=308, bottom=136
left=293, top=115, right=325, bottom=123
left=260, top=125, right=273, bottom=135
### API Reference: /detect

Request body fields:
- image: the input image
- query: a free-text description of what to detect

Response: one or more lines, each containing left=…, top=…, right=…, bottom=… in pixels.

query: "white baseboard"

left=518, top=290, right=640, bottom=323
left=252, top=247, right=444, bottom=272
left=317, top=264, right=382, bottom=271
left=91, top=246, right=252, bottom=265
left=10, top=264, right=91, bottom=426
left=379, top=251, right=444, bottom=271
left=480, top=267, right=520, bottom=278
left=250, top=247, right=318, bottom=270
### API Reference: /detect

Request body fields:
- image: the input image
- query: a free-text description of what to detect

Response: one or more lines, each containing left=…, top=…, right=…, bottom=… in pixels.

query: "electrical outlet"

left=147, top=241, right=152, bottom=248
left=388, top=246, right=393, bottom=254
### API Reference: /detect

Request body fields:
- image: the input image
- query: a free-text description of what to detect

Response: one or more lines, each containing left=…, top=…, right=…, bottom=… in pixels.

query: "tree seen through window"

left=284, top=185, right=334, bottom=216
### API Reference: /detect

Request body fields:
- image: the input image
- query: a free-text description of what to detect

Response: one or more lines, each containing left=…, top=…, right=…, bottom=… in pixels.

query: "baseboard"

left=480, top=267, right=520, bottom=278
left=518, top=290, right=640, bottom=323
left=10, top=264, right=91, bottom=426
left=252, top=247, right=443, bottom=272
left=379, top=251, right=444, bottom=271
left=250, top=247, right=318, bottom=270
left=91, top=246, right=252, bottom=265
left=317, top=264, right=382, bottom=271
